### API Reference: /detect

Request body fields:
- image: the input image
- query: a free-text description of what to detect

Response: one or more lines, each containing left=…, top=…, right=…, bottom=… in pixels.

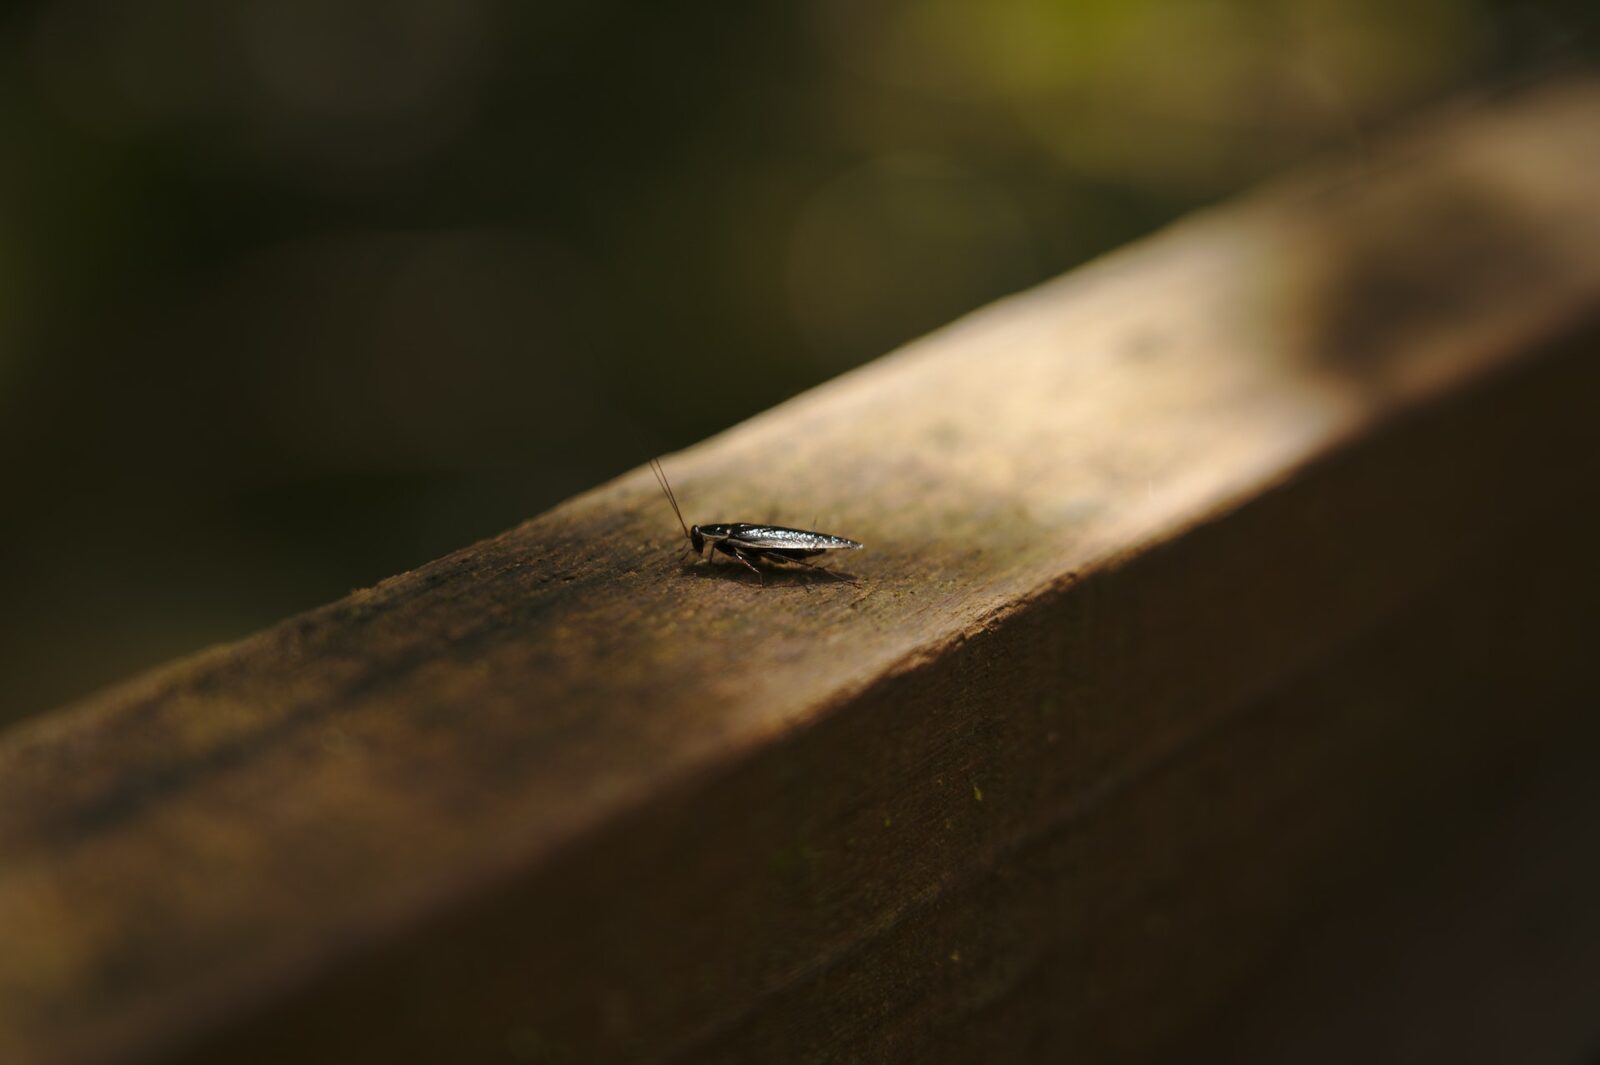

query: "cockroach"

left=650, top=459, right=862, bottom=584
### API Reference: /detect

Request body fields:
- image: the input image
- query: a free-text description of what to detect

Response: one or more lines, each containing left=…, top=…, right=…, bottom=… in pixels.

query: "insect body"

left=650, top=459, right=862, bottom=583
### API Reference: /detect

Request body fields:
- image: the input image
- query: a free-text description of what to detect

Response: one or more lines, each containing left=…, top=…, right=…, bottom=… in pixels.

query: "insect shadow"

left=679, top=554, right=861, bottom=588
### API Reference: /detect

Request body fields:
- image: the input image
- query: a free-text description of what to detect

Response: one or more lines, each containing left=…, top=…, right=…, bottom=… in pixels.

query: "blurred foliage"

left=0, top=0, right=1592, bottom=722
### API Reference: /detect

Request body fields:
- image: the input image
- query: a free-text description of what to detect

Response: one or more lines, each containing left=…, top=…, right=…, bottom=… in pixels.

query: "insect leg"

left=786, top=555, right=858, bottom=585
left=727, top=546, right=767, bottom=585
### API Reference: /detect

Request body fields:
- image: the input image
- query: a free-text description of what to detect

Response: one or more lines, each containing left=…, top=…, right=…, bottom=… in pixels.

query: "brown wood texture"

left=3, top=77, right=1600, bottom=1065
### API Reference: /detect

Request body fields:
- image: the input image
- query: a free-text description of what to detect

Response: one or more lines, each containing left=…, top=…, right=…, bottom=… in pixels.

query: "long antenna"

left=650, top=458, right=691, bottom=540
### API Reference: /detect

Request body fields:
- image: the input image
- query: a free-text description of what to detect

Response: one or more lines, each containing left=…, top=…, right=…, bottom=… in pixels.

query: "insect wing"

left=725, top=524, right=862, bottom=551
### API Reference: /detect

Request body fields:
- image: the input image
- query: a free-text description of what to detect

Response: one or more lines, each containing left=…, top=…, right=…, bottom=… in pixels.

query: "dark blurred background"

left=0, top=0, right=1592, bottom=725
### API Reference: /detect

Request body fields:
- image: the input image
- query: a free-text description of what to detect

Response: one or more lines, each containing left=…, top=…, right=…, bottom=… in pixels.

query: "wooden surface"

left=3, top=76, right=1600, bottom=1064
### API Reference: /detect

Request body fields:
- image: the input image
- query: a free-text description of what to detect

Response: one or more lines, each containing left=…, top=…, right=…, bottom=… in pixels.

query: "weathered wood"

left=3, top=77, right=1600, bottom=1064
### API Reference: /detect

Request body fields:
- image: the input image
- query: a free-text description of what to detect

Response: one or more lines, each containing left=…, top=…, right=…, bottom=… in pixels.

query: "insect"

left=650, top=459, right=862, bottom=584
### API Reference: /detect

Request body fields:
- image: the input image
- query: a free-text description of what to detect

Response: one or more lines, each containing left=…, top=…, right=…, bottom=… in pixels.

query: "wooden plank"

left=1189, top=696, right=1600, bottom=1065
left=2, top=76, right=1599, bottom=1064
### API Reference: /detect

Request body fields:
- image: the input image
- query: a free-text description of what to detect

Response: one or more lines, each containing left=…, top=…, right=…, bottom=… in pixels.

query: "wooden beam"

left=3, top=76, right=1599, bottom=1064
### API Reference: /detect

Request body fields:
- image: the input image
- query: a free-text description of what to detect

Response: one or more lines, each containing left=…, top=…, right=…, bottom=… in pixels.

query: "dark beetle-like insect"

left=650, top=459, right=862, bottom=583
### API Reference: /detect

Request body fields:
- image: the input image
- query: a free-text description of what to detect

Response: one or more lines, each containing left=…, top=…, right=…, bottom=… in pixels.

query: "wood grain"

left=2, top=76, right=1599, bottom=1064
